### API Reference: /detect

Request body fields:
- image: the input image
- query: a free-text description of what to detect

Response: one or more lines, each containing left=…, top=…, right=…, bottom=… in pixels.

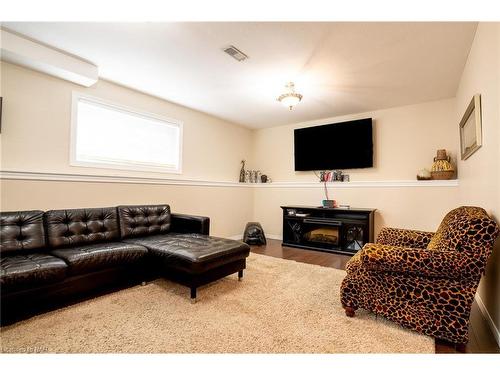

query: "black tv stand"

left=281, top=205, right=375, bottom=256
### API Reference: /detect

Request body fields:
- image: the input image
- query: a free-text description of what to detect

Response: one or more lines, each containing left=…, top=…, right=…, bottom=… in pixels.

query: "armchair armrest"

left=170, top=213, right=210, bottom=235
left=360, top=243, right=479, bottom=280
left=376, top=227, right=434, bottom=248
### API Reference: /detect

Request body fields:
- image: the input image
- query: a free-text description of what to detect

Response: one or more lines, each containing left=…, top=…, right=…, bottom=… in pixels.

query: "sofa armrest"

left=376, top=227, right=435, bottom=248
left=360, top=243, right=478, bottom=280
left=170, top=213, right=210, bottom=235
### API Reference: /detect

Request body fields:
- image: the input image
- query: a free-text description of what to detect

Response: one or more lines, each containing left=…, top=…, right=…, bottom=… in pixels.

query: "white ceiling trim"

left=0, top=28, right=98, bottom=87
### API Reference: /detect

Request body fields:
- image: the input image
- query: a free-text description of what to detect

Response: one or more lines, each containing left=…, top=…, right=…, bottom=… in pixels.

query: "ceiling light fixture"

left=277, top=82, right=303, bottom=110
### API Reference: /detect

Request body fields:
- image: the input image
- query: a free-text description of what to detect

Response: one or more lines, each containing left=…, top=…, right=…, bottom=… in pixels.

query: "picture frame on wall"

left=459, top=94, right=482, bottom=160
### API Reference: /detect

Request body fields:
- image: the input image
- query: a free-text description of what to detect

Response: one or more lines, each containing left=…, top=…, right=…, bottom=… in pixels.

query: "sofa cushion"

left=1, top=253, right=67, bottom=291
left=124, top=233, right=250, bottom=274
left=45, top=207, right=119, bottom=249
left=0, top=211, right=46, bottom=254
left=118, top=205, right=171, bottom=239
left=50, top=242, right=148, bottom=276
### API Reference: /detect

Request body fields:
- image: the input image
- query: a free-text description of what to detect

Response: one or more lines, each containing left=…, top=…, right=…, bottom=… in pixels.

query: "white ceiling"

left=3, top=22, right=477, bottom=129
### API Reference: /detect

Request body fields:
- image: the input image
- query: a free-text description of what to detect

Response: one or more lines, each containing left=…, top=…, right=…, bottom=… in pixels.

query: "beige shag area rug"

left=1, top=253, right=433, bottom=353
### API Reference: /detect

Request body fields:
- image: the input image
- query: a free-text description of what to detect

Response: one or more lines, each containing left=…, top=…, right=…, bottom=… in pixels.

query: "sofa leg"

left=190, top=287, right=197, bottom=304
left=238, top=270, right=243, bottom=281
left=455, top=343, right=467, bottom=353
left=344, top=306, right=356, bottom=317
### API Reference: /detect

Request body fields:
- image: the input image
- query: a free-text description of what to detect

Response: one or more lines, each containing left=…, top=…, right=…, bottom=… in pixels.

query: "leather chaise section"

left=118, top=204, right=171, bottom=239
left=125, top=233, right=249, bottom=262
left=0, top=211, right=46, bottom=254
left=45, top=207, right=119, bottom=248
left=50, top=242, right=148, bottom=276
left=1, top=253, right=67, bottom=291
left=124, top=233, right=250, bottom=274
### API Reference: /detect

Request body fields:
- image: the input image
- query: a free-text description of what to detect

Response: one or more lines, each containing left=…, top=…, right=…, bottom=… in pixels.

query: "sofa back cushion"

left=45, top=207, right=119, bottom=249
left=0, top=210, right=46, bottom=254
left=117, top=204, right=171, bottom=239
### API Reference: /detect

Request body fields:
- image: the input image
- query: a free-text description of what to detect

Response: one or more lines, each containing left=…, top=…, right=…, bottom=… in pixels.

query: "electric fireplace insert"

left=281, top=206, right=375, bottom=256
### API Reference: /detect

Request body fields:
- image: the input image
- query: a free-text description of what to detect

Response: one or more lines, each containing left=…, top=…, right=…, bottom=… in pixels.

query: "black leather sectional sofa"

left=0, top=204, right=250, bottom=324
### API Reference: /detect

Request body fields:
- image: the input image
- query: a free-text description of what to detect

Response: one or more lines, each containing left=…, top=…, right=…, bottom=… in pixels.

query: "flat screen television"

left=294, top=118, right=373, bottom=171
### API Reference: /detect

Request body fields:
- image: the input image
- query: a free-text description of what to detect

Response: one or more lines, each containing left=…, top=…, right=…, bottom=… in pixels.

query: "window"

left=71, top=93, right=183, bottom=174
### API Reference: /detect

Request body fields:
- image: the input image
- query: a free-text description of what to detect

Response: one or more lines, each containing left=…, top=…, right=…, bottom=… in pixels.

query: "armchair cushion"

left=360, top=243, right=480, bottom=280
left=376, top=227, right=434, bottom=248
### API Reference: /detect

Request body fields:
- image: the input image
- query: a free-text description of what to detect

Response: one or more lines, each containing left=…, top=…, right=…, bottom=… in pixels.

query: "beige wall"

left=254, top=186, right=459, bottom=238
left=0, top=62, right=253, bottom=181
left=455, top=23, right=500, bottom=338
left=0, top=61, right=463, bottom=238
left=252, top=99, right=458, bottom=181
left=251, top=99, right=461, bottom=237
left=0, top=61, right=255, bottom=237
left=0, top=179, right=253, bottom=238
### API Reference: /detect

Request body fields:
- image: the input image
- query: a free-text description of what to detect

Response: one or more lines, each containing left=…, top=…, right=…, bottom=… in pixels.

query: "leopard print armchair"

left=340, top=206, right=499, bottom=345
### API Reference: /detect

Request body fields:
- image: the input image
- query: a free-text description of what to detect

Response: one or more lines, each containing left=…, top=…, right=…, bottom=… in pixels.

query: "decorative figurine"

left=254, top=170, right=260, bottom=183
left=239, top=160, right=246, bottom=183
left=334, top=170, right=344, bottom=181
left=243, top=222, right=267, bottom=246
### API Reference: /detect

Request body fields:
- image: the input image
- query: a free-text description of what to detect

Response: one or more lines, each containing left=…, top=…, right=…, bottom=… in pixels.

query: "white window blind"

left=71, top=93, right=182, bottom=173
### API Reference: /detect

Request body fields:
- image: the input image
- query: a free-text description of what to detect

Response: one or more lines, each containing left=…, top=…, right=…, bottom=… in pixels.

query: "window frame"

left=70, top=92, right=183, bottom=174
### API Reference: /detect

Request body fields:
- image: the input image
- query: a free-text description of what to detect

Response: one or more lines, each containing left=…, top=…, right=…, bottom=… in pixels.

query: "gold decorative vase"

left=431, top=149, right=454, bottom=180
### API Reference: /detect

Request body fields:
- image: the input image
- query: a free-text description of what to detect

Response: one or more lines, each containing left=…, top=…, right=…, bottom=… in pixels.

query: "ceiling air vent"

left=222, top=45, right=249, bottom=62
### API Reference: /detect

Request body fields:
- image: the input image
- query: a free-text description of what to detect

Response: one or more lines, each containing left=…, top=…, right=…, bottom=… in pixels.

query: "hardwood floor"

left=250, top=239, right=500, bottom=354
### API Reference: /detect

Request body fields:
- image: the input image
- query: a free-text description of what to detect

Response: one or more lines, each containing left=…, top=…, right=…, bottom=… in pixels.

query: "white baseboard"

left=228, top=234, right=282, bottom=241
left=475, top=293, right=500, bottom=348
left=266, top=234, right=283, bottom=240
